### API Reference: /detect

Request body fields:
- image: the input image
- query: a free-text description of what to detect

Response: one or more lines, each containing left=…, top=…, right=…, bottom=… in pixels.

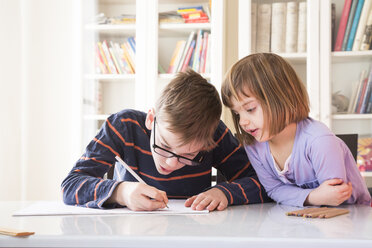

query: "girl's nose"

left=239, top=115, right=250, bottom=127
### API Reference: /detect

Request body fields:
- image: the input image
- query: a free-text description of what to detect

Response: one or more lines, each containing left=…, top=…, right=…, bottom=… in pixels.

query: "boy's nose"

left=165, top=156, right=179, bottom=167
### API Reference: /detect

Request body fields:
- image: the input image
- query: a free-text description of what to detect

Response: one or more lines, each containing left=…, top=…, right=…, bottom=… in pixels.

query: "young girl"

left=221, top=53, right=371, bottom=207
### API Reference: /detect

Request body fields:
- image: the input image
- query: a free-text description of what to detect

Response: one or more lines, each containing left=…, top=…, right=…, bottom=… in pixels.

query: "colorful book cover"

left=357, top=137, right=372, bottom=171
left=342, top=0, right=359, bottom=51
left=334, top=0, right=353, bottom=51
left=346, top=0, right=365, bottom=51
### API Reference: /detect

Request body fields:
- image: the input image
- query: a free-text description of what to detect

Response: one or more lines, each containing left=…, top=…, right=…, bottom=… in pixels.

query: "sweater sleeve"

left=246, top=145, right=313, bottom=207
left=211, top=122, right=272, bottom=205
left=61, top=114, right=125, bottom=209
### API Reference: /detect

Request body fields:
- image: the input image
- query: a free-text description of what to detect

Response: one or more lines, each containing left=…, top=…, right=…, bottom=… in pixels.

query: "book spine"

left=251, top=3, right=257, bottom=52
left=356, top=78, right=368, bottom=113
left=181, top=40, right=196, bottom=72
left=352, top=0, right=372, bottom=50
left=176, top=31, right=195, bottom=72
left=97, top=42, right=111, bottom=74
left=360, top=8, right=372, bottom=50
left=102, top=40, right=118, bottom=74
left=342, top=0, right=359, bottom=51
left=285, top=2, right=299, bottom=53
left=334, top=0, right=353, bottom=51
left=297, top=2, right=307, bottom=53
left=271, top=2, right=286, bottom=53
left=256, top=4, right=272, bottom=52
left=346, top=0, right=365, bottom=51
left=192, top=30, right=203, bottom=72
left=360, top=67, right=372, bottom=113
left=205, top=37, right=211, bottom=73
left=199, top=32, right=209, bottom=73
left=332, top=4, right=336, bottom=50
left=172, top=41, right=186, bottom=73
left=167, top=40, right=184, bottom=74
left=351, top=70, right=367, bottom=113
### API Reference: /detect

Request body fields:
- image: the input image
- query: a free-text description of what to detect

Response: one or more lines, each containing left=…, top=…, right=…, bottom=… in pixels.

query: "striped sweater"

left=61, top=109, right=271, bottom=208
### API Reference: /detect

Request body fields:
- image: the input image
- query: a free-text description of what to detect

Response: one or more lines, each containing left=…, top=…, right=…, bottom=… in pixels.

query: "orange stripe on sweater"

left=232, top=182, right=248, bottom=204
left=121, top=118, right=147, bottom=134
left=94, top=180, right=104, bottom=201
left=93, top=138, right=120, bottom=157
left=107, top=119, right=151, bottom=156
left=98, top=181, right=119, bottom=206
left=139, top=169, right=211, bottom=181
left=217, top=185, right=233, bottom=205
left=228, top=162, right=251, bottom=182
left=80, top=156, right=113, bottom=167
left=75, top=179, right=88, bottom=205
left=250, top=177, right=263, bottom=203
left=215, top=128, right=228, bottom=145
left=220, top=144, right=242, bottom=164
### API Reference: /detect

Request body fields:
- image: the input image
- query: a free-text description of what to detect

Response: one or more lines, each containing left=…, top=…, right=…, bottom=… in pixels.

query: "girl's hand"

left=185, top=188, right=228, bottom=211
left=305, top=178, right=352, bottom=206
left=108, top=182, right=168, bottom=211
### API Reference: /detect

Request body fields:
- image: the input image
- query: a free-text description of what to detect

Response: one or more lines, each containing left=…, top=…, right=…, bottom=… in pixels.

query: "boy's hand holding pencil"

left=106, top=156, right=169, bottom=211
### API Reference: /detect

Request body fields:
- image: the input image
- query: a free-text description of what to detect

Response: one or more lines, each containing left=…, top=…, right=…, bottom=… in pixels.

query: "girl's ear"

left=145, top=108, right=155, bottom=130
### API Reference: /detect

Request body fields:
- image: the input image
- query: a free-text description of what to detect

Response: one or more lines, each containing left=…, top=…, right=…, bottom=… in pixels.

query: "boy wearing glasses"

left=62, top=70, right=271, bottom=211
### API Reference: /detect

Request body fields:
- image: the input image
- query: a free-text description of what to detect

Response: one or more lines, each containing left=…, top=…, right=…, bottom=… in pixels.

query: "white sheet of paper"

left=12, top=200, right=209, bottom=216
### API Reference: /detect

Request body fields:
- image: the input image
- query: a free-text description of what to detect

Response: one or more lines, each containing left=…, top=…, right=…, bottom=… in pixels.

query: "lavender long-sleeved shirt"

left=245, top=118, right=371, bottom=207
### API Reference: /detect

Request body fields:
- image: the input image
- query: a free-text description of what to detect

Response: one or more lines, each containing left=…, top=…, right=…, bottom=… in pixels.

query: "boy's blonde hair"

left=221, top=53, right=309, bottom=145
left=156, top=69, right=222, bottom=150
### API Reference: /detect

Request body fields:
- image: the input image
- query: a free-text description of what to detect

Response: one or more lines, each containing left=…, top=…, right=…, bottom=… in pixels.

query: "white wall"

left=0, top=0, right=81, bottom=201
left=0, top=0, right=22, bottom=200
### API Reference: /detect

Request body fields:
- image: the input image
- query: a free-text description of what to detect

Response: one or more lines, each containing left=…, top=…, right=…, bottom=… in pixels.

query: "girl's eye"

left=246, top=107, right=255, bottom=112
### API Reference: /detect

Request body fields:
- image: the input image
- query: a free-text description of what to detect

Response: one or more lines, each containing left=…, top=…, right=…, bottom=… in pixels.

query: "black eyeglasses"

left=152, top=118, right=205, bottom=166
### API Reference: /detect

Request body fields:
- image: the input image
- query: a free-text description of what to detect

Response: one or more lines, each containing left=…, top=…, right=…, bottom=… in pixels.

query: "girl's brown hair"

left=221, top=53, right=309, bottom=145
left=156, top=69, right=222, bottom=150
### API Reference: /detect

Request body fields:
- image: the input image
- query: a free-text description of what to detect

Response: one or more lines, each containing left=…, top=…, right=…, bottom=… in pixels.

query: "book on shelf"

left=176, top=6, right=209, bottom=23
left=353, top=0, right=372, bottom=50
left=334, top=0, right=353, bottom=51
left=348, top=66, right=372, bottom=114
left=91, top=13, right=136, bottom=25
left=176, top=31, right=195, bottom=72
left=251, top=3, right=257, bottom=52
left=270, top=2, right=286, bottom=53
left=346, top=0, right=365, bottom=51
left=167, top=29, right=210, bottom=74
left=159, top=11, right=184, bottom=24
left=94, top=38, right=136, bottom=75
left=360, top=7, right=372, bottom=50
left=357, top=137, right=372, bottom=172
left=359, top=66, right=372, bottom=113
left=297, top=2, right=307, bottom=53
left=332, top=4, right=336, bottom=51
left=285, top=2, right=299, bottom=53
left=342, top=0, right=359, bottom=51
left=256, top=4, right=272, bottom=52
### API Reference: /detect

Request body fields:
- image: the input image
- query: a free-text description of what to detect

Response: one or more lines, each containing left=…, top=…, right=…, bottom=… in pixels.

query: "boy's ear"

left=145, top=108, right=155, bottom=130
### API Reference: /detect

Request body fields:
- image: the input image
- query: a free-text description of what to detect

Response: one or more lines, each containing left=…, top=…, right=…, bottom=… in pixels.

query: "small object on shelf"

left=0, top=227, right=35, bottom=237
left=332, top=91, right=349, bottom=113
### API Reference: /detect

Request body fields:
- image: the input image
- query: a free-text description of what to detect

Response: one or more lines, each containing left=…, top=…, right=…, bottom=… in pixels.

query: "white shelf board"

left=158, top=73, right=211, bottom=80
left=361, top=171, right=372, bottom=177
left=331, top=50, right=372, bottom=63
left=83, top=114, right=110, bottom=121
left=84, top=74, right=135, bottom=80
left=85, top=24, right=136, bottom=33
left=332, top=114, right=372, bottom=120
left=159, top=22, right=210, bottom=36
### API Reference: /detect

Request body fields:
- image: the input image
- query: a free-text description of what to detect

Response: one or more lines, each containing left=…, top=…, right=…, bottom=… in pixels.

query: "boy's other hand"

left=185, top=188, right=228, bottom=211
left=305, top=178, right=352, bottom=206
left=109, top=182, right=168, bottom=211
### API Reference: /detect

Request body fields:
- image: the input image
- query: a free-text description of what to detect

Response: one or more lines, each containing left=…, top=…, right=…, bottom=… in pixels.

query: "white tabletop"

left=1, top=201, right=372, bottom=248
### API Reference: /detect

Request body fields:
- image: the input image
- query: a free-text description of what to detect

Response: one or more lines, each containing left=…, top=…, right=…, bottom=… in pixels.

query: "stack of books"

left=167, top=30, right=210, bottom=74
left=94, top=37, right=136, bottom=74
left=334, top=0, right=372, bottom=51
left=252, top=1, right=307, bottom=53
left=159, top=5, right=210, bottom=24
left=347, top=65, right=372, bottom=114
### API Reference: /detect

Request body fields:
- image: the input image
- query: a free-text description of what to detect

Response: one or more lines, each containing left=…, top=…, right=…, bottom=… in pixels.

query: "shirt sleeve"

left=309, top=135, right=348, bottom=182
left=211, top=122, right=272, bottom=205
left=246, top=146, right=313, bottom=207
left=61, top=114, right=124, bottom=209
